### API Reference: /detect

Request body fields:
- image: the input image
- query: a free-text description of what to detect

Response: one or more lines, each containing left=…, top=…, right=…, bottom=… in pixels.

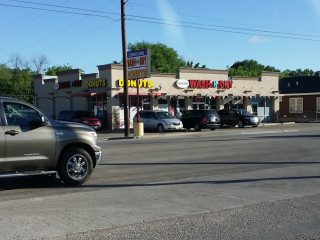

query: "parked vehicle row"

left=134, top=109, right=260, bottom=132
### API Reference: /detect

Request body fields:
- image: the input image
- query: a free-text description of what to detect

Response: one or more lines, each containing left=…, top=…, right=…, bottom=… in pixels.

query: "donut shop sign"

left=176, top=79, right=233, bottom=89
left=127, top=49, right=151, bottom=80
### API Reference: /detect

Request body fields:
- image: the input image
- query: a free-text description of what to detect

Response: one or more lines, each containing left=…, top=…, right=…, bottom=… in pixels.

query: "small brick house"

left=279, top=75, right=320, bottom=122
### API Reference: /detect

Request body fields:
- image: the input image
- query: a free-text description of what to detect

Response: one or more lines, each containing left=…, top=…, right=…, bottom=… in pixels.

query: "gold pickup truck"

left=0, top=97, right=102, bottom=185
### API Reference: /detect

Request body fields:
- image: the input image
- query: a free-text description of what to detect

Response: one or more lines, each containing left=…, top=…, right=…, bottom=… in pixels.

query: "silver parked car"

left=134, top=110, right=184, bottom=132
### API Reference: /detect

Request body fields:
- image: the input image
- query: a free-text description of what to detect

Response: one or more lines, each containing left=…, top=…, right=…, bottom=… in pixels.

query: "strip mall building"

left=34, top=64, right=281, bottom=130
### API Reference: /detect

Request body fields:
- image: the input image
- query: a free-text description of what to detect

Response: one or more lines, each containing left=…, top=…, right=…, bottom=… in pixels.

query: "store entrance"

left=90, top=95, right=108, bottom=129
left=193, top=102, right=208, bottom=110
left=142, top=102, right=150, bottom=110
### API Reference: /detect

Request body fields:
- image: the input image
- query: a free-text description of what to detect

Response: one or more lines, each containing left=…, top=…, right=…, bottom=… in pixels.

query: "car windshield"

left=157, top=112, right=175, bottom=119
left=235, top=109, right=251, bottom=115
left=76, top=111, right=92, bottom=118
left=206, top=110, right=219, bottom=117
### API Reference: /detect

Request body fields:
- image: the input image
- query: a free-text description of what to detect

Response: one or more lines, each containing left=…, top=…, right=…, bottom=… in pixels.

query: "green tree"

left=0, top=63, right=35, bottom=102
left=280, top=68, right=315, bottom=79
left=11, top=68, right=34, bottom=102
left=44, top=64, right=72, bottom=76
left=186, top=61, right=206, bottom=69
left=228, top=59, right=279, bottom=77
left=0, top=64, right=12, bottom=96
left=128, top=41, right=186, bottom=73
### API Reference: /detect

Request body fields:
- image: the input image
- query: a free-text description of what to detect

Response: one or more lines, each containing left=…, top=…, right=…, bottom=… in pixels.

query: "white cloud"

left=249, top=35, right=269, bottom=43
left=309, top=0, right=320, bottom=24
left=155, top=0, right=184, bottom=45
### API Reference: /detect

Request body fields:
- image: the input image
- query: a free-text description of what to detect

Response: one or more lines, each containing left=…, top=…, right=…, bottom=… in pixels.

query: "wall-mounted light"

left=66, top=97, right=70, bottom=101
left=49, top=98, right=52, bottom=102
left=83, top=96, right=87, bottom=100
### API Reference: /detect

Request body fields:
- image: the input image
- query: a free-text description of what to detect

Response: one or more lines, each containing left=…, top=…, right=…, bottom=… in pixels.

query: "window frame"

left=289, top=97, right=303, bottom=113
left=2, top=101, right=50, bottom=129
left=317, top=97, right=320, bottom=113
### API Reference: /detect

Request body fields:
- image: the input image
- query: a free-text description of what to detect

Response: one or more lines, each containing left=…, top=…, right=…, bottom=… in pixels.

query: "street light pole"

left=121, top=0, right=130, bottom=137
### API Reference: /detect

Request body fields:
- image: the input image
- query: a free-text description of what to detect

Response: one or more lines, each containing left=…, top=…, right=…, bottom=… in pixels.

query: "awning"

left=119, top=92, right=162, bottom=96
left=72, top=92, right=106, bottom=97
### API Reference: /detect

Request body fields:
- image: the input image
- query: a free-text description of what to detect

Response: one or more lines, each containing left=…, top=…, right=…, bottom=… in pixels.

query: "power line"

left=1, top=1, right=320, bottom=42
left=0, top=3, right=119, bottom=21
left=7, top=0, right=119, bottom=19
left=8, top=0, right=320, bottom=39
left=126, top=18, right=320, bottom=42
left=126, top=14, right=320, bottom=39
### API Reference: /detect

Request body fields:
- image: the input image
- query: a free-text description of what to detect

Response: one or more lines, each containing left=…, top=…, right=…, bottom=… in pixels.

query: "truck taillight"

left=202, top=116, right=207, bottom=122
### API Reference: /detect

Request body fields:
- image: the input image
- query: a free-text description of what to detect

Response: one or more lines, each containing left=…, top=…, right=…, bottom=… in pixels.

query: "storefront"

left=34, top=64, right=280, bottom=130
left=279, top=75, right=320, bottom=122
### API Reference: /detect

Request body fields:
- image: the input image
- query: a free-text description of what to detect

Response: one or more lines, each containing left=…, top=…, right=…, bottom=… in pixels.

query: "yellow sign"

left=128, top=69, right=148, bottom=79
left=119, top=79, right=155, bottom=88
left=85, top=79, right=106, bottom=88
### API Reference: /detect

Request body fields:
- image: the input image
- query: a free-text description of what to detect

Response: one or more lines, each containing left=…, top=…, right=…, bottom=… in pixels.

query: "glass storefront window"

left=90, top=95, right=108, bottom=129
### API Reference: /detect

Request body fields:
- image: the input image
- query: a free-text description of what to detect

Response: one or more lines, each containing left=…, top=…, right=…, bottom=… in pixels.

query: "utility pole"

left=121, top=0, right=130, bottom=137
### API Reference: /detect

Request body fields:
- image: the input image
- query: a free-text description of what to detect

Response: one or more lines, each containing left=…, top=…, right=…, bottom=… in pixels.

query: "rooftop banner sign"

left=127, top=49, right=151, bottom=80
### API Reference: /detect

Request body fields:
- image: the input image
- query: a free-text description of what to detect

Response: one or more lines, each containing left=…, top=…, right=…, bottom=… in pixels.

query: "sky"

left=0, top=0, right=320, bottom=74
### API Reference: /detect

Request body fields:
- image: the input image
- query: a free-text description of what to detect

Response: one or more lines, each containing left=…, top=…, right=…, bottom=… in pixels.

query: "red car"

left=58, top=110, right=102, bottom=130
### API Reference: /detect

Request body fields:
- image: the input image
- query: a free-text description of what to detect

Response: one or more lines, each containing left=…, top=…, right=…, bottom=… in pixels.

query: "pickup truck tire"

left=194, top=123, right=201, bottom=132
left=58, top=147, right=93, bottom=186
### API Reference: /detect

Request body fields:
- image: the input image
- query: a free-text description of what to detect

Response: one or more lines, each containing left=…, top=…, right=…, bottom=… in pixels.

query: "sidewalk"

left=97, top=121, right=297, bottom=140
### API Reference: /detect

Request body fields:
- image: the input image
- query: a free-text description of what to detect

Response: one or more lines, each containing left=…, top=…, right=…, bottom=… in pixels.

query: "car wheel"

left=210, top=128, right=216, bottom=131
left=58, top=147, right=93, bottom=186
left=238, top=120, right=244, bottom=128
left=157, top=124, right=165, bottom=133
left=194, top=123, right=201, bottom=131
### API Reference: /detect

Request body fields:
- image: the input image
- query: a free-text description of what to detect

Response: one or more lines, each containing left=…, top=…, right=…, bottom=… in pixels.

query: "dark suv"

left=58, top=110, right=102, bottom=130
left=0, top=97, right=101, bottom=185
left=181, top=109, right=221, bottom=131
left=218, top=109, right=259, bottom=128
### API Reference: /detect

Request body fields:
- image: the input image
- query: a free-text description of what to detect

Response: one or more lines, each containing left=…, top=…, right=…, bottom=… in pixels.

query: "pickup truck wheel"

left=58, top=148, right=93, bottom=186
left=194, top=123, right=201, bottom=131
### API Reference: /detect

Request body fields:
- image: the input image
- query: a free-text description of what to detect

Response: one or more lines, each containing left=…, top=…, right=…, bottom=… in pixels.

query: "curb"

left=261, top=122, right=295, bottom=126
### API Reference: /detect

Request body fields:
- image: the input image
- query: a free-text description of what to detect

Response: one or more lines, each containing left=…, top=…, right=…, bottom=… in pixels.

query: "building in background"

left=279, top=75, right=320, bottom=122
left=34, top=64, right=280, bottom=130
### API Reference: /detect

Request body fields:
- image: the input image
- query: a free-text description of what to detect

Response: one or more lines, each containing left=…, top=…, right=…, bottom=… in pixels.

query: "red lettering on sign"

left=140, top=56, right=146, bottom=66
left=219, top=81, right=224, bottom=88
left=189, top=80, right=197, bottom=88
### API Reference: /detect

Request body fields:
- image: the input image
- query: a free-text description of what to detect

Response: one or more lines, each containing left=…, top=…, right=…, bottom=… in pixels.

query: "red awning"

left=72, top=92, right=106, bottom=97
left=119, top=92, right=162, bottom=96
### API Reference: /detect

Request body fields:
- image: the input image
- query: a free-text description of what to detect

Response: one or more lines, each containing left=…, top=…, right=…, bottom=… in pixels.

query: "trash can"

left=134, top=122, right=144, bottom=137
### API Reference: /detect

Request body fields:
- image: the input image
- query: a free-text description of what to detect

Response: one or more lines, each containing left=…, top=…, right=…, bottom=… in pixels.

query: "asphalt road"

left=1, top=123, right=320, bottom=239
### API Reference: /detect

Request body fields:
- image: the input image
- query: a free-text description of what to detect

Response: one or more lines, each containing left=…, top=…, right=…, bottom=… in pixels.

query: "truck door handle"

left=5, top=130, right=19, bottom=136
